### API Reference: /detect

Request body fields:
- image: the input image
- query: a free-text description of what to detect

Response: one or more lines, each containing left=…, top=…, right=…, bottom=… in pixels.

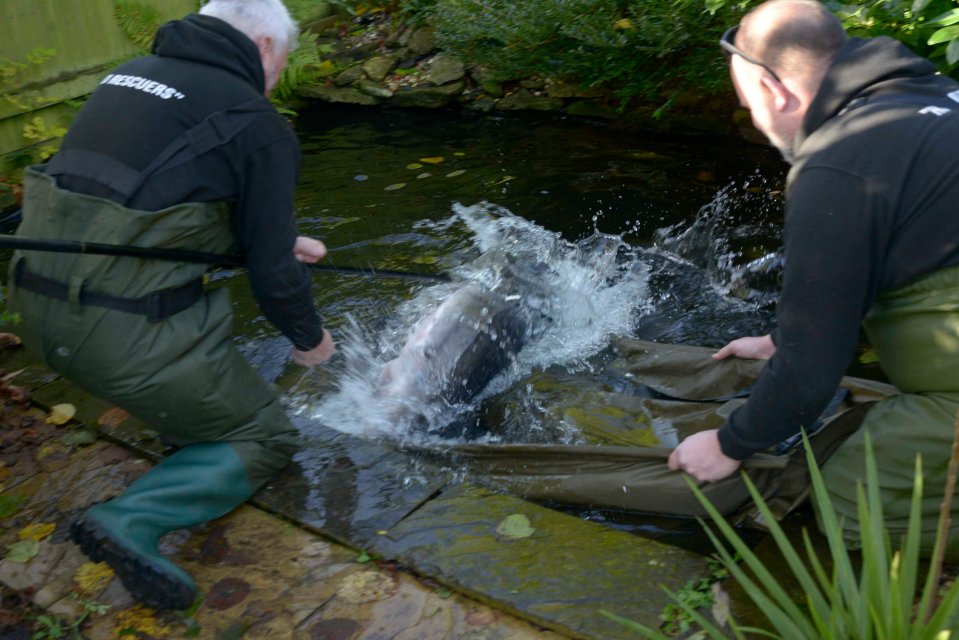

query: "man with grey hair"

left=9, top=0, right=335, bottom=609
left=668, top=0, right=959, bottom=557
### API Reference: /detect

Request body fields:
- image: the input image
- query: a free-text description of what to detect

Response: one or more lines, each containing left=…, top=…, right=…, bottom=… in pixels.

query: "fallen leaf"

left=418, top=157, right=445, bottom=164
left=5, top=539, right=39, bottom=563
left=453, top=152, right=466, bottom=157
left=384, top=183, right=407, bottom=191
left=406, top=163, right=423, bottom=169
left=62, top=428, right=98, bottom=447
left=495, top=513, right=534, bottom=540
left=711, top=582, right=731, bottom=627
left=416, top=172, right=432, bottom=179
left=113, top=605, right=170, bottom=638
left=74, top=562, right=114, bottom=594
left=338, top=570, right=398, bottom=603
left=97, top=407, right=130, bottom=428
left=0, top=333, right=22, bottom=350
left=205, top=577, right=251, bottom=611
left=18, top=522, right=55, bottom=542
left=445, top=170, right=466, bottom=178
left=0, top=494, right=27, bottom=518
left=46, top=403, right=76, bottom=425
left=353, top=174, right=369, bottom=181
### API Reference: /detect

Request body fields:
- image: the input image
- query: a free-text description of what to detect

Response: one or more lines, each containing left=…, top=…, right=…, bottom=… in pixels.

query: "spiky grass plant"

left=604, top=419, right=959, bottom=638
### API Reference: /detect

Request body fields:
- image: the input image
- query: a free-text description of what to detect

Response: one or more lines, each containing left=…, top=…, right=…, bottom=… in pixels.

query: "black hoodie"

left=719, top=37, right=959, bottom=459
left=54, top=14, right=324, bottom=351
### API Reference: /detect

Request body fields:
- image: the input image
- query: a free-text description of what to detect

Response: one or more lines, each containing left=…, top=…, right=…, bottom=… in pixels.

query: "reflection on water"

left=230, top=105, right=790, bottom=548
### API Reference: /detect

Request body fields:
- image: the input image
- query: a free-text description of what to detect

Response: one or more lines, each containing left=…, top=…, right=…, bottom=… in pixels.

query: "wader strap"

left=14, top=261, right=203, bottom=322
left=46, top=97, right=272, bottom=204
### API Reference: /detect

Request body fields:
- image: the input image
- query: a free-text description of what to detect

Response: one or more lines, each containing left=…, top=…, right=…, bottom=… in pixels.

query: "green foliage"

left=604, top=432, right=959, bottom=638
left=0, top=48, right=58, bottom=111
left=836, top=0, right=959, bottom=71
left=271, top=31, right=328, bottom=105
left=658, top=556, right=731, bottom=636
left=430, top=0, right=742, bottom=108
left=114, top=0, right=162, bottom=50
left=31, top=595, right=110, bottom=640
left=707, top=0, right=959, bottom=76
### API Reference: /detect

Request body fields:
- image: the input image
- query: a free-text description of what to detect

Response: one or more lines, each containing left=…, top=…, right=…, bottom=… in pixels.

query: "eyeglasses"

left=720, top=25, right=782, bottom=84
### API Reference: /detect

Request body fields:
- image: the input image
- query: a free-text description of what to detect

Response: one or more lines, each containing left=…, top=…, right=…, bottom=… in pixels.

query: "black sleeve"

left=234, top=135, right=325, bottom=351
left=717, top=167, right=890, bottom=459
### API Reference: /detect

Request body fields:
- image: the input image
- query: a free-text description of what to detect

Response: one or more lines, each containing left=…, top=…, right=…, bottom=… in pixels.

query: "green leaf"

left=928, top=7, right=959, bottom=26
left=947, top=39, right=959, bottom=66
left=928, top=24, right=959, bottom=46
left=0, top=493, right=27, bottom=519
left=5, top=539, right=39, bottom=563
left=495, top=513, right=535, bottom=539
left=912, top=0, right=933, bottom=15
left=62, top=428, right=98, bottom=447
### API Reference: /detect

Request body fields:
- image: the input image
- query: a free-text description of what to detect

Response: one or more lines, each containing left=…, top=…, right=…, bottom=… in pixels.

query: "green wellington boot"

left=70, top=442, right=253, bottom=610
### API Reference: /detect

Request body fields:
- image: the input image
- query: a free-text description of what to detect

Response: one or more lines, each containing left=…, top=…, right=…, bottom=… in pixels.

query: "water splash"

left=296, top=202, right=647, bottom=443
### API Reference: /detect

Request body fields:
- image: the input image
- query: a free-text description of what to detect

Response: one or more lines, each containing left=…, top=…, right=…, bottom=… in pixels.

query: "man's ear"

left=761, top=75, right=796, bottom=113
left=255, top=35, right=275, bottom=58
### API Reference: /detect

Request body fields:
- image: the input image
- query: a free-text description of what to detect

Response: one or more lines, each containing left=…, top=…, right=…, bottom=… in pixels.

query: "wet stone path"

left=0, top=342, right=711, bottom=639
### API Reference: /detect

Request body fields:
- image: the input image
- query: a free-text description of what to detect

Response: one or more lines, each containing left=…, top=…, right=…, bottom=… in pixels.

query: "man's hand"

left=294, top=236, right=327, bottom=263
left=667, top=429, right=741, bottom=483
left=292, top=329, right=335, bottom=367
left=712, top=334, right=776, bottom=361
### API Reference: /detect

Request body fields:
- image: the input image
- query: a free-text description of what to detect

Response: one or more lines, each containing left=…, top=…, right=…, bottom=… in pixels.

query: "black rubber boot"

left=70, top=442, right=252, bottom=610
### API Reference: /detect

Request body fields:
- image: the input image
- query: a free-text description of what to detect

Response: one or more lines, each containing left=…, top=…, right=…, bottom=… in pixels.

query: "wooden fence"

left=0, top=0, right=200, bottom=164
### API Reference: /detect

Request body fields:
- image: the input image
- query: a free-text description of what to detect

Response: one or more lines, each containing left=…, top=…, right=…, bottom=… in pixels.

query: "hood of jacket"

left=795, top=36, right=941, bottom=152
left=152, top=14, right=265, bottom=94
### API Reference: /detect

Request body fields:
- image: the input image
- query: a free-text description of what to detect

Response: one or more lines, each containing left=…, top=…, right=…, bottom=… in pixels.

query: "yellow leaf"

left=316, top=60, right=336, bottom=76
left=384, top=183, right=407, bottom=191
left=406, top=163, right=423, bottom=170
left=418, top=157, right=445, bottom=164
left=74, top=561, right=114, bottom=594
left=18, top=522, right=55, bottom=542
left=613, top=18, right=636, bottom=30
left=46, top=403, right=76, bottom=425
left=114, top=605, right=171, bottom=637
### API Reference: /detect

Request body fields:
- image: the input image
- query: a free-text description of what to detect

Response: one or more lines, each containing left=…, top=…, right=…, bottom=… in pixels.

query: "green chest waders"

left=9, top=99, right=302, bottom=609
left=821, top=265, right=959, bottom=559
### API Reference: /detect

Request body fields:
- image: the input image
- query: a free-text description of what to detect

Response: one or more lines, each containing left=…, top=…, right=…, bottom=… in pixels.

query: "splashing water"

left=297, top=202, right=648, bottom=443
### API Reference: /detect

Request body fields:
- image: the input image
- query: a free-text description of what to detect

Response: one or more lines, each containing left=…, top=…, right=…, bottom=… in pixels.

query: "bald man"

left=668, top=0, right=959, bottom=556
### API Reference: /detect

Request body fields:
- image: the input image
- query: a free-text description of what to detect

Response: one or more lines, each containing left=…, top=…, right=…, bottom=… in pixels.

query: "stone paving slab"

left=371, top=483, right=708, bottom=639
left=254, top=417, right=450, bottom=549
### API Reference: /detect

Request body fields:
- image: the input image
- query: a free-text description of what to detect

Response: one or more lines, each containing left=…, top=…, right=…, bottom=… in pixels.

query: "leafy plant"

left=708, top=0, right=959, bottom=76
left=658, top=556, right=731, bottom=636
left=114, top=0, right=162, bottom=50
left=603, top=426, right=959, bottom=638
left=31, top=595, right=109, bottom=640
left=430, top=0, right=740, bottom=110
left=272, top=31, right=328, bottom=105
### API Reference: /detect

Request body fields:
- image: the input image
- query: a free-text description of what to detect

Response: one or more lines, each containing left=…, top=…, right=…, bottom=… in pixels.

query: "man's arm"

left=671, top=168, right=885, bottom=481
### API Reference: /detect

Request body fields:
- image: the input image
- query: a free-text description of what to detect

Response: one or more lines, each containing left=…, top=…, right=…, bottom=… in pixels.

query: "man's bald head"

left=739, top=0, right=846, bottom=86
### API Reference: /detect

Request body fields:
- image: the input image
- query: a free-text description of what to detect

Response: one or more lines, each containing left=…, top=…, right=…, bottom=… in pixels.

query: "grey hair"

left=199, top=0, right=299, bottom=51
